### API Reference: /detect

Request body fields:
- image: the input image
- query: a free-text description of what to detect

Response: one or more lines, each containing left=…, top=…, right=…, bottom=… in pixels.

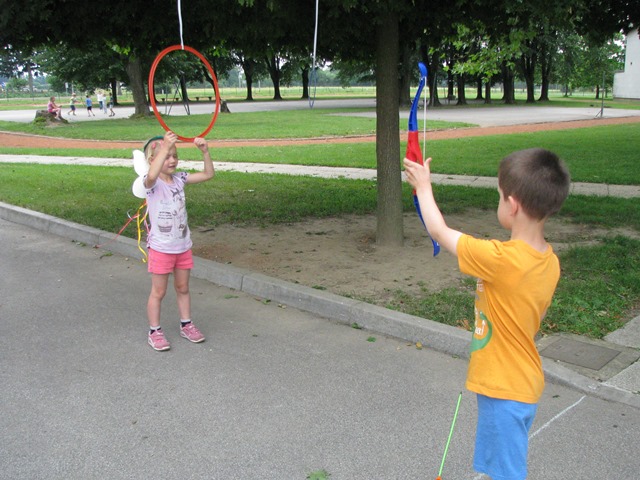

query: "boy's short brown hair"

left=498, top=148, right=570, bottom=220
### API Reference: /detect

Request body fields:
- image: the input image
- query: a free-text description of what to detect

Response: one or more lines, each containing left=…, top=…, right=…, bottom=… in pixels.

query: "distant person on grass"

left=143, top=131, right=215, bottom=351
left=97, top=91, right=105, bottom=114
left=404, top=148, right=570, bottom=480
left=47, top=96, right=62, bottom=119
left=108, top=95, right=115, bottom=117
left=67, top=93, right=79, bottom=116
left=85, top=95, right=95, bottom=117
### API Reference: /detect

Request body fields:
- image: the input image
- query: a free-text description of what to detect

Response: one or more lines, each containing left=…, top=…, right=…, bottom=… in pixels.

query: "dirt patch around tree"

left=191, top=211, right=638, bottom=303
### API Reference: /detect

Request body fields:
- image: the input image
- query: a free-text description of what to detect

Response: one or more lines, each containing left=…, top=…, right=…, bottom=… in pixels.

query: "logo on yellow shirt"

left=470, top=310, right=492, bottom=352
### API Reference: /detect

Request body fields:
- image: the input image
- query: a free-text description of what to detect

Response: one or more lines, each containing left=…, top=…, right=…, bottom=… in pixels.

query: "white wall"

left=614, top=29, right=640, bottom=99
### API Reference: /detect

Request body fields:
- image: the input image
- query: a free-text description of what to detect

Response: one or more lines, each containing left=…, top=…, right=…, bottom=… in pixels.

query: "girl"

left=143, top=131, right=215, bottom=351
left=47, top=96, right=62, bottom=119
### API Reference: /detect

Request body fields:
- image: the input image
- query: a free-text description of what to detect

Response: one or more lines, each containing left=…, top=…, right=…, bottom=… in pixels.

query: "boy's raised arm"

left=403, top=157, right=463, bottom=256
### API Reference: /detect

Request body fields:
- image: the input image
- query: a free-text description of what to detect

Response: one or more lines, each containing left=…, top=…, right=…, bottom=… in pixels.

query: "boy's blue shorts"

left=473, top=394, right=538, bottom=480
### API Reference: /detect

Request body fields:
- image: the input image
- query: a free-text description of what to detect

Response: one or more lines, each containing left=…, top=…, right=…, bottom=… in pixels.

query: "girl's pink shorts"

left=147, top=248, right=194, bottom=274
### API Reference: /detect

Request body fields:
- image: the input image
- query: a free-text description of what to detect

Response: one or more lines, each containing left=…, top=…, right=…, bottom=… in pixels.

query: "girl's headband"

left=143, top=135, right=165, bottom=153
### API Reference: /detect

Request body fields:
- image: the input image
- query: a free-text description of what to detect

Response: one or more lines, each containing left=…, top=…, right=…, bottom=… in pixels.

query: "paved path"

left=1, top=215, right=639, bottom=480
left=2, top=154, right=640, bottom=199
left=4, top=99, right=640, bottom=126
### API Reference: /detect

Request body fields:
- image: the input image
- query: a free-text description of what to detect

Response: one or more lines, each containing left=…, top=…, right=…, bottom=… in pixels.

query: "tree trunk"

left=242, top=60, right=255, bottom=101
left=501, top=61, right=516, bottom=104
left=109, top=79, right=118, bottom=106
left=475, top=77, right=483, bottom=100
left=27, top=64, right=34, bottom=96
left=265, top=55, right=282, bottom=100
left=422, top=48, right=441, bottom=107
left=538, top=41, right=552, bottom=102
left=456, top=74, right=467, bottom=105
left=484, top=79, right=492, bottom=104
left=245, top=74, right=254, bottom=101
left=520, top=49, right=536, bottom=103
left=180, top=75, right=190, bottom=106
left=539, top=73, right=550, bottom=101
left=126, top=55, right=150, bottom=116
left=430, top=68, right=441, bottom=107
left=447, top=70, right=455, bottom=102
left=301, top=66, right=309, bottom=100
left=375, top=10, right=403, bottom=247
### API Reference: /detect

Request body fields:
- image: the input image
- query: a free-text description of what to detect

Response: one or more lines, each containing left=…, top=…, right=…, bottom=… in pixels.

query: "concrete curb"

left=542, top=360, right=640, bottom=409
left=1, top=201, right=638, bottom=409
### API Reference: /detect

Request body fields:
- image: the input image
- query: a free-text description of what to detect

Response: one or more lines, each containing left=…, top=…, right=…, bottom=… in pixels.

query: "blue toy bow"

left=406, top=62, right=440, bottom=256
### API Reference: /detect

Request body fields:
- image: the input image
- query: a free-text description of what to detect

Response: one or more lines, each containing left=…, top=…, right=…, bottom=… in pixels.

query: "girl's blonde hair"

left=143, top=135, right=164, bottom=163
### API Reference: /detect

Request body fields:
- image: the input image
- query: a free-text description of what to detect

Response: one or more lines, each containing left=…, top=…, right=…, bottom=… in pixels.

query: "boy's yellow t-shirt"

left=457, top=234, right=560, bottom=404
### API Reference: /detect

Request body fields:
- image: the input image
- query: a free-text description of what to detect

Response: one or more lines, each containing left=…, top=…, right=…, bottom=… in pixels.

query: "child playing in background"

left=108, top=95, right=115, bottom=117
left=85, top=94, right=95, bottom=116
left=143, top=131, right=215, bottom=351
left=67, top=93, right=78, bottom=116
left=403, top=148, right=570, bottom=480
left=47, top=96, right=62, bottom=119
left=97, top=91, right=105, bottom=114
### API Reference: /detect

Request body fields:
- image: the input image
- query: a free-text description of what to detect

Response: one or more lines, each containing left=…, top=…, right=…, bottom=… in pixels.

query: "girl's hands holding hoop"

left=144, top=130, right=179, bottom=189
left=187, top=137, right=215, bottom=184
left=163, top=131, right=178, bottom=149
left=193, top=137, right=209, bottom=153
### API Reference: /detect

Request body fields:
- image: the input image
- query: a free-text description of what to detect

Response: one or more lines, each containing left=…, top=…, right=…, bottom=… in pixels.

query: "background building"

left=614, top=29, right=640, bottom=99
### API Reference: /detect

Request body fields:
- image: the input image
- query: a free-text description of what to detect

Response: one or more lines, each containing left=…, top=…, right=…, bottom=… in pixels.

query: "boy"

left=67, top=93, right=78, bottom=116
left=86, top=94, right=95, bottom=116
left=403, top=148, right=570, bottom=480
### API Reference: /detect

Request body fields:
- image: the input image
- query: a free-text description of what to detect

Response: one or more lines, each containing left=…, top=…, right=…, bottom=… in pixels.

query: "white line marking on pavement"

left=529, top=395, right=586, bottom=439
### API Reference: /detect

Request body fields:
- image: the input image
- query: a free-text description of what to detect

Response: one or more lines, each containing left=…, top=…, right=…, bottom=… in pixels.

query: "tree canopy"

left=1, top=0, right=638, bottom=244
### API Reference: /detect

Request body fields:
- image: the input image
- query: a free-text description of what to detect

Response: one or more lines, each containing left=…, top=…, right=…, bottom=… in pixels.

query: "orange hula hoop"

left=148, top=45, right=220, bottom=142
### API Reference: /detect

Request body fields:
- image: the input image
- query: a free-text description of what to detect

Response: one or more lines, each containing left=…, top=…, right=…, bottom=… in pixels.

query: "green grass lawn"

left=2, top=122, right=638, bottom=185
left=1, top=107, right=639, bottom=185
left=0, top=107, right=465, bottom=143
